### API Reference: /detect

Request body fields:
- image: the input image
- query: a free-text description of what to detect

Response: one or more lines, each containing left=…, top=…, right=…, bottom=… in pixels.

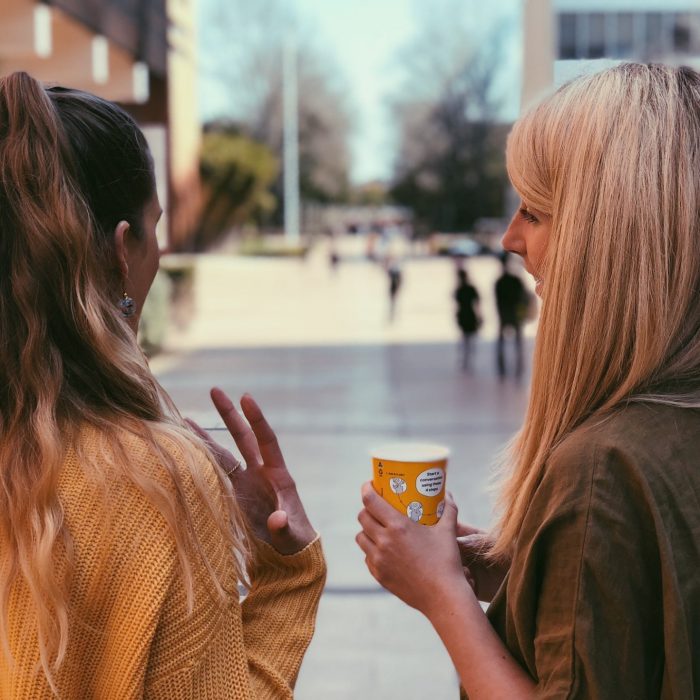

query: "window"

left=673, top=13, right=693, bottom=53
left=587, top=13, right=606, bottom=58
left=614, top=13, right=635, bottom=57
left=645, top=12, right=664, bottom=57
left=559, top=13, right=577, bottom=59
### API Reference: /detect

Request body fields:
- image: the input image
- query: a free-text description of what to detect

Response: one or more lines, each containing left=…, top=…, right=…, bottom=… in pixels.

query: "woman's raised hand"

left=189, top=388, right=317, bottom=555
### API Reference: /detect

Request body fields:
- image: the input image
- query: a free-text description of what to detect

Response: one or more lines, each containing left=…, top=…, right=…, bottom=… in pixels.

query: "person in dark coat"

left=386, top=258, right=403, bottom=322
left=495, top=252, right=526, bottom=379
left=454, top=267, right=481, bottom=371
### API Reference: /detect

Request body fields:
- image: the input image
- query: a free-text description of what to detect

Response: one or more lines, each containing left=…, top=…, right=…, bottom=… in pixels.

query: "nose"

left=501, top=214, right=524, bottom=257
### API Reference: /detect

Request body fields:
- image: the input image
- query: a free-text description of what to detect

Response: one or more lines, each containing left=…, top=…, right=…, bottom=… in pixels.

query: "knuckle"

left=375, top=534, right=391, bottom=553
left=388, top=520, right=406, bottom=537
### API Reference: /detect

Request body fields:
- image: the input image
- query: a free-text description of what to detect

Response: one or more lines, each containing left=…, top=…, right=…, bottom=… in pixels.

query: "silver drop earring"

left=119, top=292, right=135, bottom=317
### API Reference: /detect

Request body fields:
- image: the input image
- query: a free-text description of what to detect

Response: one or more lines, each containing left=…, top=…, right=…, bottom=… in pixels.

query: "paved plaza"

left=150, top=238, right=536, bottom=699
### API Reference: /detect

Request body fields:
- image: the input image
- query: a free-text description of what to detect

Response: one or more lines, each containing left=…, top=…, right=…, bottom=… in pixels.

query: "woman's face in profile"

left=501, top=202, right=551, bottom=297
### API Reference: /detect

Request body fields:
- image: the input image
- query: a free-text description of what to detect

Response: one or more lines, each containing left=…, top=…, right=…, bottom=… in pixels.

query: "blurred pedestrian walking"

left=327, top=227, right=340, bottom=274
left=454, top=267, right=481, bottom=371
left=386, top=258, right=403, bottom=322
left=495, top=253, right=527, bottom=379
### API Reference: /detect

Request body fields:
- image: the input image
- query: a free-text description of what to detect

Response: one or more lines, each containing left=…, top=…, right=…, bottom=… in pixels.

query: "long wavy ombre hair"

left=491, top=63, right=700, bottom=560
left=0, top=72, right=250, bottom=689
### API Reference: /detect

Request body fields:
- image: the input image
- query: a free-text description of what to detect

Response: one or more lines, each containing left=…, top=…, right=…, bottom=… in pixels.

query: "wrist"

left=422, top=574, right=477, bottom=621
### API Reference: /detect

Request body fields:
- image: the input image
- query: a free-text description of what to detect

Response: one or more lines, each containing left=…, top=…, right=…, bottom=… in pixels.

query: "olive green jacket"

left=487, top=402, right=700, bottom=698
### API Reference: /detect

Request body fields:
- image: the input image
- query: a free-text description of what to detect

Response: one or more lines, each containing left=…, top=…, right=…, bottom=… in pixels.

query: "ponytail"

left=0, top=72, right=250, bottom=692
left=0, top=73, right=85, bottom=685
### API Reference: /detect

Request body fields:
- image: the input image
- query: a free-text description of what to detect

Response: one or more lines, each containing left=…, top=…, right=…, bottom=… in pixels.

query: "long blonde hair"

left=491, top=63, right=700, bottom=560
left=0, top=72, right=250, bottom=690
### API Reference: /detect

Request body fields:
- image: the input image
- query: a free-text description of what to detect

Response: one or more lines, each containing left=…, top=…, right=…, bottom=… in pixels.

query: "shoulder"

left=63, top=423, right=223, bottom=529
left=62, top=423, right=238, bottom=585
left=540, top=402, right=700, bottom=517
left=549, top=402, right=699, bottom=477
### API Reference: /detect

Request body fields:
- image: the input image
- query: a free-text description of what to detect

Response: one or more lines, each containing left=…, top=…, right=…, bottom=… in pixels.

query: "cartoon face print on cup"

left=407, top=501, right=424, bottom=522
left=390, top=477, right=407, bottom=494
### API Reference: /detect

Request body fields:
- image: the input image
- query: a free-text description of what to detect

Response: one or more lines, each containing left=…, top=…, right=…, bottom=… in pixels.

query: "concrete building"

left=0, top=0, right=201, bottom=250
left=522, top=0, right=700, bottom=109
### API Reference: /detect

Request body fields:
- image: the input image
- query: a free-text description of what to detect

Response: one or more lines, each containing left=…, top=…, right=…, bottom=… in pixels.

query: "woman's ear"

left=113, top=220, right=131, bottom=280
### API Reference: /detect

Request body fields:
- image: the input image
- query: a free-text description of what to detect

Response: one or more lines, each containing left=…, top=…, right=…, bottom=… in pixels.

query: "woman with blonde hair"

left=358, top=62, right=700, bottom=697
left=0, top=71, right=325, bottom=698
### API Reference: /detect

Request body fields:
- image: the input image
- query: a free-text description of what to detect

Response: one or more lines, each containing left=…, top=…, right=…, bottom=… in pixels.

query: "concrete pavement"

left=150, top=239, right=535, bottom=699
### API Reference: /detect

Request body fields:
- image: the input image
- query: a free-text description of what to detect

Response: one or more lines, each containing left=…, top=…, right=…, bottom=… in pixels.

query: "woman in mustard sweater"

left=0, top=71, right=325, bottom=698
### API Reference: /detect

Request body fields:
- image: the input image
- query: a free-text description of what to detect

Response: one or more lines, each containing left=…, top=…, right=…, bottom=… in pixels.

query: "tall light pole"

left=283, top=35, right=301, bottom=244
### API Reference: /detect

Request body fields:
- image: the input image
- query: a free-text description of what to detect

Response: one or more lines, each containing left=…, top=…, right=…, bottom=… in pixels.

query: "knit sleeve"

left=144, top=539, right=326, bottom=700
left=241, top=537, right=327, bottom=698
left=143, top=445, right=326, bottom=699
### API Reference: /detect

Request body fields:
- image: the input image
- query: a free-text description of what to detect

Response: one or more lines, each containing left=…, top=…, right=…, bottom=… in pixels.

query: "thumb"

left=266, top=510, right=299, bottom=555
left=437, top=492, right=458, bottom=530
left=267, top=509, right=289, bottom=536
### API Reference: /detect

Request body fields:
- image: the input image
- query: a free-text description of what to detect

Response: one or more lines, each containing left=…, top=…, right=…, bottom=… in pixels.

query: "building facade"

left=522, top=0, right=700, bottom=110
left=0, top=0, right=201, bottom=250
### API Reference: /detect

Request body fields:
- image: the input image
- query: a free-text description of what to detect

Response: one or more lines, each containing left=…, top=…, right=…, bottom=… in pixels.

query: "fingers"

left=357, top=507, right=384, bottom=543
left=457, top=534, right=486, bottom=549
left=457, top=534, right=490, bottom=571
left=355, top=530, right=376, bottom=558
left=360, top=481, right=400, bottom=527
left=210, top=387, right=262, bottom=468
left=455, top=522, right=484, bottom=538
left=436, top=491, right=458, bottom=530
left=185, top=417, right=241, bottom=478
left=239, top=394, right=286, bottom=469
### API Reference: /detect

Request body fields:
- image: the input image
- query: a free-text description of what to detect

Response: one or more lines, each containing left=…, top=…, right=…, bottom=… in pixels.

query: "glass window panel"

left=559, top=13, right=577, bottom=59
left=645, top=12, right=664, bottom=57
left=673, top=13, right=692, bottom=53
left=615, top=12, right=635, bottom=57
left=588, top=12, right=606, bottom=58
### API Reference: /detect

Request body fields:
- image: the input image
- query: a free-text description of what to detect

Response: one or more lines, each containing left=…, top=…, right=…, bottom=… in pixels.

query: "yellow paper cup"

left=371, top=443, right=450, bottom=526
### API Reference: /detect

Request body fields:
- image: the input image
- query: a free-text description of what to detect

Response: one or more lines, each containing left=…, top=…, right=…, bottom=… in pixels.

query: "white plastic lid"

left=369, top=442, right=450, bottom=463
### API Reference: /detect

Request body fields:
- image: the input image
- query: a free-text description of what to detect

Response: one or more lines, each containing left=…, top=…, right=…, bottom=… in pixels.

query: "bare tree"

left=199, top=0, right=353, bottom=216
left=389, top=0, right=511, bottom=232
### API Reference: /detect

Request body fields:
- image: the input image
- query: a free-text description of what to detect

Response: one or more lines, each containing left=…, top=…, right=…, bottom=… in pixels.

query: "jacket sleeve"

left=504, top=442, right=664, bottom=699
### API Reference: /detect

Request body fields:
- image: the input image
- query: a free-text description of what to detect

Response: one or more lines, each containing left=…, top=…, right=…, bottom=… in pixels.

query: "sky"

left=198, top=0, right=522, bottom=185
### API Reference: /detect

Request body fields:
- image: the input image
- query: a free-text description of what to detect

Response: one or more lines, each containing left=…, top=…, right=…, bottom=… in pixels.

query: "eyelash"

left=519, top=208, right=539, bottom=224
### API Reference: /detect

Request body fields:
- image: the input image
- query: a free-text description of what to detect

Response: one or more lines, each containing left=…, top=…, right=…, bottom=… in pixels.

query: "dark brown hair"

left=0, top=72, right=249, bottom=688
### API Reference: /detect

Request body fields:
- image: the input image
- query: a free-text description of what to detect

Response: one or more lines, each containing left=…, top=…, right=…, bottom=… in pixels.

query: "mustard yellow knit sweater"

left=1, top=428, right=326, bottom=699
